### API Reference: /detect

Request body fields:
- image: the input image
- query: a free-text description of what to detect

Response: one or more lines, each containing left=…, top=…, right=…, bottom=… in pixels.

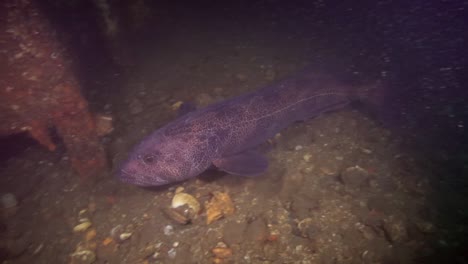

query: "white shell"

left=119, top=232, right=132, bottom=241
left=171, top=193, right=200, bottom=214
left=73, top=221, right=92, bottom=232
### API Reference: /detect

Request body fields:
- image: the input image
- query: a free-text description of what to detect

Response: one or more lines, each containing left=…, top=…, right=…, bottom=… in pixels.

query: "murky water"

left=1, top=1, right=467, bottom=263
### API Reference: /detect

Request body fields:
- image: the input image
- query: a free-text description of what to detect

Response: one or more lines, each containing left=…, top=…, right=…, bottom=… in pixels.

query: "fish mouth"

left=118, top=169, right=170, bottom=187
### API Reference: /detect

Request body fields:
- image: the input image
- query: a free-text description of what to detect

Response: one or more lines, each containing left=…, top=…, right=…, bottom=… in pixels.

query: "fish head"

left=118, top=131, right=203, bottom=186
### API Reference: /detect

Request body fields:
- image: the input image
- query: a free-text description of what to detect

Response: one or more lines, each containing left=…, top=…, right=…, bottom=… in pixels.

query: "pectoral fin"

left=212, top=151, right=269, bottom=176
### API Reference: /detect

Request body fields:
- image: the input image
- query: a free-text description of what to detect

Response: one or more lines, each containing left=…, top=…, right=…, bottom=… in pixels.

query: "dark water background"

left=45, top=0, right=468, bottom=154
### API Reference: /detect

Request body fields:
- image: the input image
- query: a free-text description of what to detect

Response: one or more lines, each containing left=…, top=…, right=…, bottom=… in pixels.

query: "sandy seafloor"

left=1, top=2, right=467, bottom=264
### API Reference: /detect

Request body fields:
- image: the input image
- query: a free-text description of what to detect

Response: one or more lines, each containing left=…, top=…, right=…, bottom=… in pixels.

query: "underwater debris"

left=0, top=0, right=106, bottom=178
left=205, top=191, right=235, bottom=224
left=162, top=207, right=191, bottom=225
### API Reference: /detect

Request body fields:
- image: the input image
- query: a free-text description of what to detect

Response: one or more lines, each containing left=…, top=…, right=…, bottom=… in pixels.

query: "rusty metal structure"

left=0, top=0, right=106, bottom=177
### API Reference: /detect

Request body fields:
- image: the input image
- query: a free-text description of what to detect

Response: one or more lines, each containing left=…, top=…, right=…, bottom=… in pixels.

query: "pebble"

left=119, top=232, right=132, bottom=241
left=110, top=225, right=123, bottom=238
left=303, top=154, right=312, bottom=162
left=70, top=249, right=96, bottom=264
left=167, top=248, right=177, bottom=259
left=164, top=225, right=174, bottom=236
left=73, top=222, right=92, bottom=232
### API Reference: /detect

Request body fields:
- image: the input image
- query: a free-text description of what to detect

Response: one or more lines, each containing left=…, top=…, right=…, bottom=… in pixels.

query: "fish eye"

left=142, top=154, right=155, bottom=164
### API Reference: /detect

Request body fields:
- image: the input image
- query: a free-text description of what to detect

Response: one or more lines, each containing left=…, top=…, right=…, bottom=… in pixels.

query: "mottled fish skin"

left=119, top=69, right=357, bottom=186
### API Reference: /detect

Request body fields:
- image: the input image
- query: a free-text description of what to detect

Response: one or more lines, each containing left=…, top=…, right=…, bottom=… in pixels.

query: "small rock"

left=216, top=242, right=227, bottom=248
left=110, top=225, right=123, bottom=239
left=163, top=225, right=174, bottom=236
left=73, top=222, right=92, bottom=232
left=167, top=247, right=177, bottom=259
left=340, top=166, right=370, bottom=189
left=119, top=232, right=132, bottom=241
left=70, top=248, right=96, bottom=264
left=303, top=154, right=312, bottom=162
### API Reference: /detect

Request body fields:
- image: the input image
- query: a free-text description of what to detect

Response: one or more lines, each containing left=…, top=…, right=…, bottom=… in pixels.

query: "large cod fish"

left=119, top=68, right=374, bottom=186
